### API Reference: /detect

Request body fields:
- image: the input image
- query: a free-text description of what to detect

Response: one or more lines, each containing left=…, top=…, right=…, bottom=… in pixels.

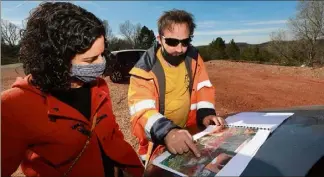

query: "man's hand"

left=203, top=115, right=226, bottom=127
left=164, top=129, right=201, bottom=157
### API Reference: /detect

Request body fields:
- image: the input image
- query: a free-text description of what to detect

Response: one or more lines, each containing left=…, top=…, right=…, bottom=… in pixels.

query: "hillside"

left=195, top=39, right=324, bottom=50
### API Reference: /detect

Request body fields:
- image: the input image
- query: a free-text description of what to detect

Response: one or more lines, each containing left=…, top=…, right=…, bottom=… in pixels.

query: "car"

left=104, top=49, right=146, bottom=83
left=143, top=105, right=324, bottom=177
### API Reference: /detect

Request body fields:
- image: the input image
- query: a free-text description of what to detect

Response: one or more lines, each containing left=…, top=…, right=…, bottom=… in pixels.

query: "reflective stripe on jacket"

left=128, top=43, right=217, bottom=161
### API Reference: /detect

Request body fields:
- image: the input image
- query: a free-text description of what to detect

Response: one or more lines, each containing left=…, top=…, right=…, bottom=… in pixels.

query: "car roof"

left=110, top=49, right=146, bottom=55
left=240, top=105, right=324, bottom=176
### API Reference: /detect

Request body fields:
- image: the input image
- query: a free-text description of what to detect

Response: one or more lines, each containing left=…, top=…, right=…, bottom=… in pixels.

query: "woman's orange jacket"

left=128, top=43, right=217, bottom=161
left=1, top=76, right=144, bottom=177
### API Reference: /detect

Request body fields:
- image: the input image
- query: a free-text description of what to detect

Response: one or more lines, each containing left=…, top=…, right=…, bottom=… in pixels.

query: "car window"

left=130, top=51, right=140, bottom=64
left=116, top=52, right=130, bottom=65
left=116, top=51, right=141, bottom=66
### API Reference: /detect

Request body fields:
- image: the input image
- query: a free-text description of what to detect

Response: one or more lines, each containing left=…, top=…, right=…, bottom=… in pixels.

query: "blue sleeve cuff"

left=150, top=118, right=180, bottom=145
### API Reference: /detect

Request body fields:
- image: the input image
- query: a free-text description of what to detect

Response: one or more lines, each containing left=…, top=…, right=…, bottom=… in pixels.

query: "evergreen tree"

left=209, top=37, right=227, bottom=59
left=135, top=26, right=156, bottom=49
left=226, top=39, right=240, bottom=60
left=241, top=46, right=260, bottom=61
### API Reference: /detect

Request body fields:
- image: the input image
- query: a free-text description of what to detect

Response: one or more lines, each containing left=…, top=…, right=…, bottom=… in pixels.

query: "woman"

left=1, top=2, right=144, bottom=177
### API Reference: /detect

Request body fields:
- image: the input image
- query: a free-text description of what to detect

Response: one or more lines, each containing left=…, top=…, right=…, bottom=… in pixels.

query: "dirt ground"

left=2, top=60, right=324, bottom=176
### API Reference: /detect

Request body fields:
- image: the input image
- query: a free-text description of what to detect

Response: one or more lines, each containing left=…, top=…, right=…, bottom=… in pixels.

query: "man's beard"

left=161, top=45, right=187, bottom=66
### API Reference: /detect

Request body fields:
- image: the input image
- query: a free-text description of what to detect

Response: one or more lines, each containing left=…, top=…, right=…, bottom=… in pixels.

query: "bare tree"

left=269, top=29, right=307, bottom=66
left=269, top=30, right=290, bottom=61
left=1, top=19, right=21, bottom=46
left=119, top=20, right=141, bottom=48
left=1, top=36, right=5, bottom=44
left=102, top=19, right=114, bottom=40
left=288, top=0, right=324, bottom=66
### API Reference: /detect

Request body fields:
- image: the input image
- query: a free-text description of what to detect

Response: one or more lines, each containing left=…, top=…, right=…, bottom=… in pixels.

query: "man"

left=128, top=9, right=225, bottom=164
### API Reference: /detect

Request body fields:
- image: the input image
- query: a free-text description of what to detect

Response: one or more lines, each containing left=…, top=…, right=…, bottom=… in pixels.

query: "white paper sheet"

left=192, top=125, right=216, bottom=140
left=216, top=129, right=271, bottom=176
left=225, top=112, right=294, bottom=132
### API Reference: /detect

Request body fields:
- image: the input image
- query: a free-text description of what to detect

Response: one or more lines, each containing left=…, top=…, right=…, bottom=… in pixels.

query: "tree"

left=258, top=48, right=274, bottom=63
left=288, top=0, right=324, bottom=66
left=1, top=19, right=21, bottom=46
left=102, top=19, right=114, bottom=41
left=108, top=37, right=133, bottom=51
left=1, top=19, right=21, bottom=65
left=209, top=37, right=227, bottom=59
left=196, top=45, right=213, bottom=61
left=135, top=26, right=156, bottom=49
left=225, top=39, right=240, bottom=60
left=269, top=29, right=307, bottom=66
left=240, top=46, right=256, bottom=61
left=119, top=20, right=141, bottom=48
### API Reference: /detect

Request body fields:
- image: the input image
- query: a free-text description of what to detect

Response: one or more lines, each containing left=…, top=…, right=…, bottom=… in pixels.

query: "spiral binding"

left=223, top=124, right=271, bottom=130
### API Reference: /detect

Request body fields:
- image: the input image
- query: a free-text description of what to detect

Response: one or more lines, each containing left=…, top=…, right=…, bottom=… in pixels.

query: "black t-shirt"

left=51, top=84, right=91, bottom=120
left=51, top=84, right=115, bottom=177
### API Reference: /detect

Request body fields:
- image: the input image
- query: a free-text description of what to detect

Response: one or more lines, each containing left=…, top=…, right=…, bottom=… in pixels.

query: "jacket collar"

left=47, top=78, right=108, bottom=125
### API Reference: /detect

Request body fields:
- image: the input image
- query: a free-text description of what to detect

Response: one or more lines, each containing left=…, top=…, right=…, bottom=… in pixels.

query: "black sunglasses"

left=162, top=36, right=192, bottom=47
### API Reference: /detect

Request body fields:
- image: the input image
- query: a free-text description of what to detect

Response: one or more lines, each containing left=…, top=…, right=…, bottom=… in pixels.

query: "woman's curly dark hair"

left=20, top=2, right=107, bottom=93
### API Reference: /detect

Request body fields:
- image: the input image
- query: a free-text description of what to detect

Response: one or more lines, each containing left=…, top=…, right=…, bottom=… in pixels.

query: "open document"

left=152, top=112, right=294, bottom=177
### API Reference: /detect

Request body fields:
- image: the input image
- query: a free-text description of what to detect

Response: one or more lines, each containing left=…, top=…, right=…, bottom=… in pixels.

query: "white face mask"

left=70, top=56, right=106, bottom=83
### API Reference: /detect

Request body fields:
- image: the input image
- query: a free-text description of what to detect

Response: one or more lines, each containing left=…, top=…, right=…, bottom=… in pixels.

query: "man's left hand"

left=202, top=115, right=226, bottom=127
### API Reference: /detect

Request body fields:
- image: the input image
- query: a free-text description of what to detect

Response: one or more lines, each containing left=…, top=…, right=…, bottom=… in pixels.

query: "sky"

left=1, top=1, right=298, bottom=46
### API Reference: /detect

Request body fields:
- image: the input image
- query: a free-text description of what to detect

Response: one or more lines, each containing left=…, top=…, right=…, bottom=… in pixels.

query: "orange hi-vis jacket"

left=128, top=43, right=217, bottom=162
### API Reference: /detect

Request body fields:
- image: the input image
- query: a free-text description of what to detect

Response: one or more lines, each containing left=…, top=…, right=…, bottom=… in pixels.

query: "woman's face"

left=71, top=35, right=105, bottom=65
left=69, top=35, right=106, bottom=87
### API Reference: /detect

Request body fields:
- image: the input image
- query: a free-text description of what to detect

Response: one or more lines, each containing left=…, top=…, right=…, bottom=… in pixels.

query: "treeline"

left=197, top=37, right=324, bottom=67
left=1, top=19, right=156, bottom=65
left=198, top=1, right=324, bottom=67
left=196, top=38, right=274, bottom=63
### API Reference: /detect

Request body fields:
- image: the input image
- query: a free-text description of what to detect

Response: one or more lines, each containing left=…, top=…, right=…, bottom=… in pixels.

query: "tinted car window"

left=117, top=51, right=144, bottom=66
left=108, top=50, right=146, bottom=82
left=130, top=51, right=140, bottom=64
left=117, top=52, right=136, bottom=64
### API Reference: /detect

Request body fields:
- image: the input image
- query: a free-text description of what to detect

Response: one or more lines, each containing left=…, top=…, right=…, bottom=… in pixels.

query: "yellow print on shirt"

left=185, top=73, right=190, bottom=91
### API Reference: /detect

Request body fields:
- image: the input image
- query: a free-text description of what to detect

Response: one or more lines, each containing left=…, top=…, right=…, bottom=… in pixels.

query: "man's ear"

left=156, top=35, right=162, bottom=45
